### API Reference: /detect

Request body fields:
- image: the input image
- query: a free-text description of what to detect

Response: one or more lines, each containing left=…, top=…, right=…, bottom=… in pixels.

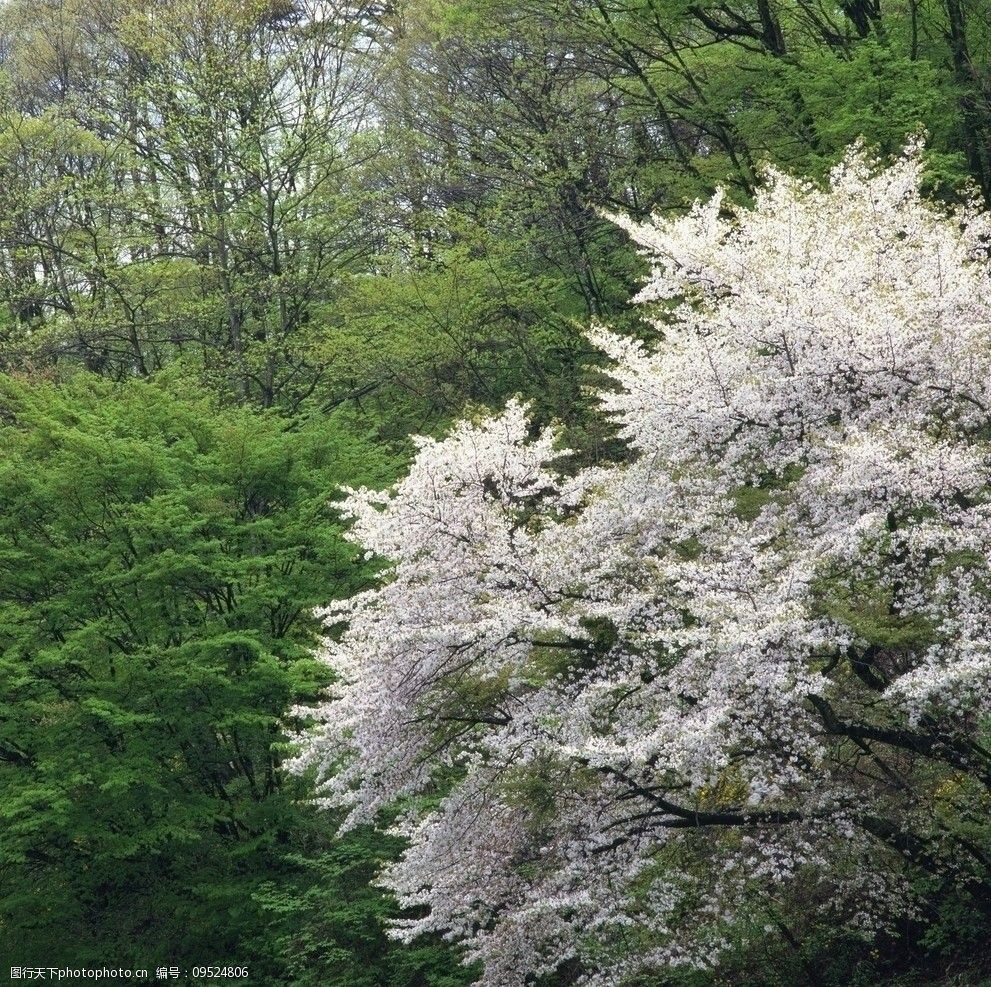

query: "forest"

left=2, top=1, right=991, bottom=984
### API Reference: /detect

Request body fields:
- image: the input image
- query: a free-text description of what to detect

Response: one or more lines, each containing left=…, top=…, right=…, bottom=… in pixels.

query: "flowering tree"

left=294, top=144, right=991, bottom=984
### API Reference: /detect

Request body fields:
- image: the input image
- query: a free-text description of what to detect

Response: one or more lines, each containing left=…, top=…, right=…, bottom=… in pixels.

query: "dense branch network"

left=294, top=143, right=991, bottom=984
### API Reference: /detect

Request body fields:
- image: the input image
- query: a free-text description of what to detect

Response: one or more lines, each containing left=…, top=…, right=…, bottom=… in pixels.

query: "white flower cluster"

left=292, top=143, right=991, bottom=984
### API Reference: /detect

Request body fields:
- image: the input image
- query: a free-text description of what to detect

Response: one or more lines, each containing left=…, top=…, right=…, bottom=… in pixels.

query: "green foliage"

left=255, top=827, right=477, bottom=987
left=2, top=0, right=991, bottom=981
left=318, top=235, right=606, bottom=439
left=0, top=373, right=402, bottom=974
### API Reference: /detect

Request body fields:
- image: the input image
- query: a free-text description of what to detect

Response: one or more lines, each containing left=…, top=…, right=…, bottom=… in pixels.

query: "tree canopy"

left=297, top=146, right=991, bottom=985
left=4, top=0, right=991, bottom=983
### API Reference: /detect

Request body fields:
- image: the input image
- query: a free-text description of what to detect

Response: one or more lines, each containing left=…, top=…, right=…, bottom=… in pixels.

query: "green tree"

left=0, top=0, right=384, bottom=407
left=256, top=826, right=477, bottom=986
left=0, top=372, right=403, bottom=973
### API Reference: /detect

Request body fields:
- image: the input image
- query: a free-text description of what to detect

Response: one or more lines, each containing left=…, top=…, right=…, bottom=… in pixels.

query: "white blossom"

left=293, top=143, right=991, bottom=984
